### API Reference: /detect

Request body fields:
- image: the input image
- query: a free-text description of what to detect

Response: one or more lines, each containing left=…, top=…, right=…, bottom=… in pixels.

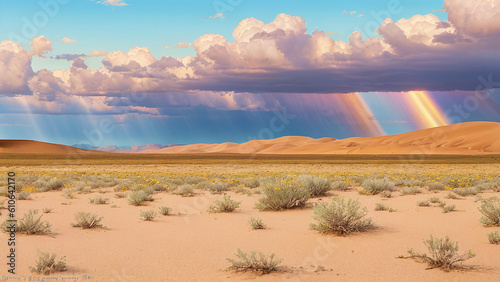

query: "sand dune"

left=0, top=140, right=95, bottom=154
left=151, top=122, right=500, bottom=155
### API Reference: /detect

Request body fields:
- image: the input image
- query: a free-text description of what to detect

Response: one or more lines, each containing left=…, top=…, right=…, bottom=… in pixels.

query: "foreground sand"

left=1, top=184, right=499, bottom=281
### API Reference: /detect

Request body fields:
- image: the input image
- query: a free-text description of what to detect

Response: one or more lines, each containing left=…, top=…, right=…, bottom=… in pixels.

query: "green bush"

left=71, top=212, right=103, bottom=229
left=310, top=197, right=373, bottom=235
left=1, top=210, right=51, bottom=235
left=360, top=179, right=395, bottom=195
left=226, top=249, right=282, bottom=274
left=255, top=181, right=310, bottom=211
left=478, top=197, right=500, bottom=226
left=208, top=195, right=241, bottom=213
left=29, top=250, right=67, bottom=275
left=406, top=235, right=475, bottom=271
left=297, top=175, right=332, bottom=197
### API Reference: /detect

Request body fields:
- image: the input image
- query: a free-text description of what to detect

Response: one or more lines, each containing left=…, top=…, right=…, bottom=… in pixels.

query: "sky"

left=0, top=0, right=499, bottom=147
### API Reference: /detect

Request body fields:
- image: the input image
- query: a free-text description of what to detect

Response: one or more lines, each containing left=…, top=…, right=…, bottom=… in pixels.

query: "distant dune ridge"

left=0, top=140, right=92, bottom=154
left=1, top=122, right=499, bottom=155
left=144, top=122, right=500, bottom=155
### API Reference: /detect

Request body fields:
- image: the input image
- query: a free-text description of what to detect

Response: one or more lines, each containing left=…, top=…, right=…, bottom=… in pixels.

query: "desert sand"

left=1, top=187, right=499, bottom=281
left=146, top=122, right=500, bottom=155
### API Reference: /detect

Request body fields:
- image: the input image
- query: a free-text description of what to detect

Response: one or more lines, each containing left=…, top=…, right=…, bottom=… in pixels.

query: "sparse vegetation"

left=400, top=187, right=423, bottom=196
left=42, top=207, right=53, bottom=214
left=453, top=187, right=479, bottom=197
left=158, top=206, right=172, bottom=215
left=445, top=193, right=462, bottom=200
left=442, top=204, right=456, bottom=213
left=360, top=179, right=395, bottom=195
left=297, top=175, right=332, bottom=197
left=429, top=197, right=441, bottom=204
left=175, top=184, right=195, bottom=197
left=226, top=249, right=282, bottom=274
left=208, top=195, right=241, bottom=213
left=417, top=200, right=431, bottom=207
left=71, top=212, right=103, bottom=229
left=488, top=231, right=500, bottom=244
left=139, top=210, right=157, bottom=221
left=331, top=180, right=350, bottom=191
left=428, top=182, right=445, bottom=191
left=18, top=190, right=32, bottom=200
left=375, top=203, right=395, bottom=212
left=478, top=197, right=500, bottom=226
left=128, top=190, right=153, bottom=206
left=1, top=210, right=51, bottom=235
left=89, top=195, right=109, bottom=205
left=249, top=217, right=266, bottom=230
left=310, top=197, right=373, bottom=235
left=255, top=180, right=310, bottom=211
left=29, top=250, right=67, bottom=275
left=405, top=235, right=475, bottom=271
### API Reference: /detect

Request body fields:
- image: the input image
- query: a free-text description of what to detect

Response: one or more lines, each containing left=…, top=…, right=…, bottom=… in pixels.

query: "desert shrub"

left=478, top=197, right=500, bottom=226
left=206, top=182, right=232, bottom=194
left=380, top=190, right=392, bottom=198
left=249, top=217, right=266, bottom=230
left=18, top=190, right=32, bottom=200
left=360, top=179, right=395, bottom=195
left=417, top=200, right=431, bottom=207
left=29, top=250, right=67, bottom=275
left=374, top=203, right=395, bottom=212
left=255, top=181, right=310, bottom=211
left=400, top=187, right=423, bottom=196
left=226, top=249, right=282, bottom=274
left=240, top=178, right=260, bottom=188
left=208, top=195, right=241, bottom=213
left=42, top=207, right=53, bottom=214
left=330, top=180, right=350, bottom=191
left=406, top=235, right=475, bottom=271
left=36, top=178, right=65, bottom=192
left=158, top=206, right=172, bottom=215
left=1, top=210, right=52, bottom=235
left=310, top=197, right=373, bottom=235
left=445, top=193, right=462, bottom=200
left=442, top=204, right=456, bottom=213
left=488, top=231, right=500, bottom=244
left=149, top=183, right=167, bottom=192
left=71, top=212, right=103, bottom=229
left=62, top=189, right=75, bottom=199
left=428, top=182, right=445, bottom=191
left=180, top=176, right=205, bottom=185
left=297, top=175, right=332, bottom=197
left=429, top=197, right=441, bottom=204
left=89, top=195, right=109, bottom=205
left=115, top=192, right=126, bottom=198
left=453, top=187, right=479, bottom=197
left=128, top=190, right=153, bottom=206
left=139, top=210, right=157, bottom=221
left=174, top=184, right=195, bottom=197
